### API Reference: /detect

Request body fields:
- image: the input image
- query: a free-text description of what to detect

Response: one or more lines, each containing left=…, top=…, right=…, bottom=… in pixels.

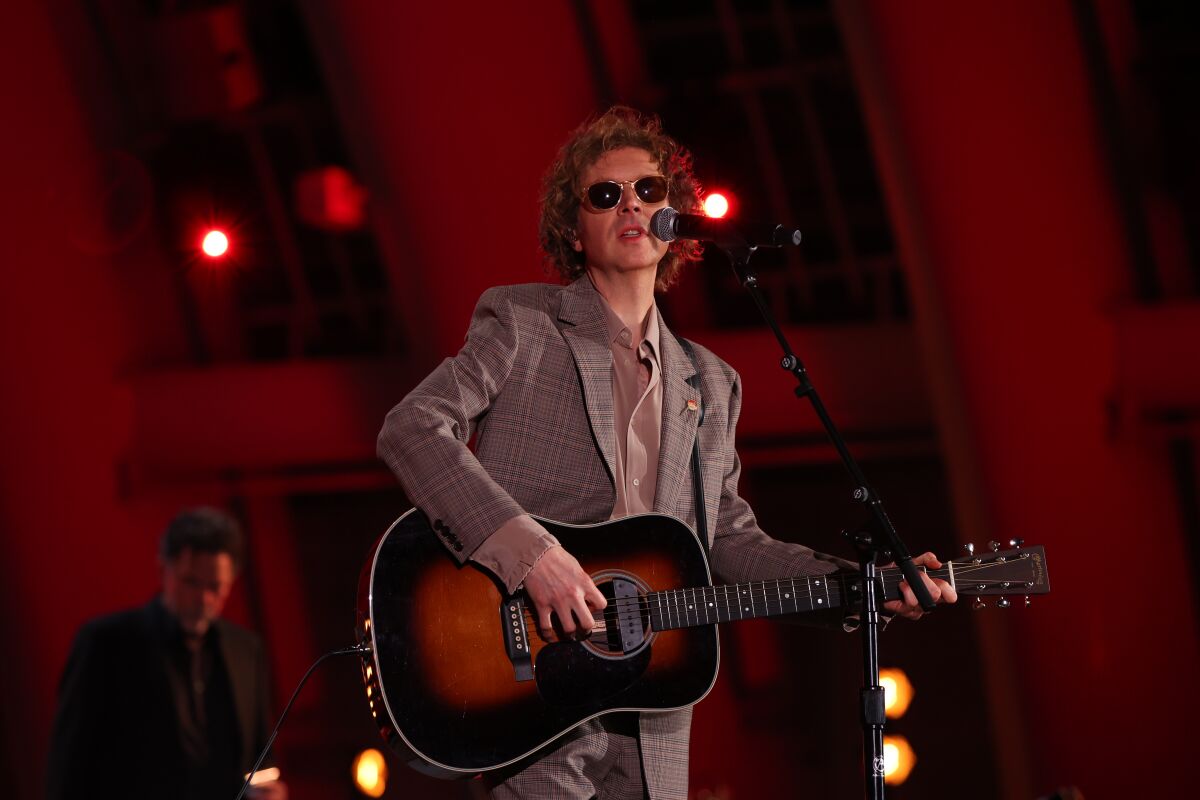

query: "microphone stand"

left=715, top=241, right=935, bottom=800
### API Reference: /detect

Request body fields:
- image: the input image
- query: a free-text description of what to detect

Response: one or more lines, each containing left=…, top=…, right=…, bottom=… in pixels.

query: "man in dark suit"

left=47, top=507, right=286, bottom=800
left=378, top=106, right=956, bottom=799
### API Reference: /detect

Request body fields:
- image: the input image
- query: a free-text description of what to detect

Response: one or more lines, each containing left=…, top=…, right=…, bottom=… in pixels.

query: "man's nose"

left=619, top=183, right=641, bottom=213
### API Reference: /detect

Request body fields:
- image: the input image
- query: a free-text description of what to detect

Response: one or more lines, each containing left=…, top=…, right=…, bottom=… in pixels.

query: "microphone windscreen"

left=649, top=207, right=679, bottom=242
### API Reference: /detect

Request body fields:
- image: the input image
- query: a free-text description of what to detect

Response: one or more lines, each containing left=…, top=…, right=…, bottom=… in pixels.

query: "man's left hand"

left=247, top=780, right=287, bottom=800
left=882, top=551, right=958, bottom=620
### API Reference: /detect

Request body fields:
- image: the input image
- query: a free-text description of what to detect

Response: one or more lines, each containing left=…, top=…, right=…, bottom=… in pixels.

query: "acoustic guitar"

left=355, top=509, right=1049, bottom=778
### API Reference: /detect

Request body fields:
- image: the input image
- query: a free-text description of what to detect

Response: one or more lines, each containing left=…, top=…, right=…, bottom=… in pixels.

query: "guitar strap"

left=673, top=332, right=709, bottom=558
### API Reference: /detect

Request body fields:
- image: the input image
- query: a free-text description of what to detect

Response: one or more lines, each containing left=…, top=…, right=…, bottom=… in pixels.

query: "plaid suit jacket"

left=378, top=276, right=851, bottom=798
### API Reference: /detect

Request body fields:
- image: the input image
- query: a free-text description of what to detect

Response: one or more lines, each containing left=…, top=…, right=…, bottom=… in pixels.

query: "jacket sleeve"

left=377, top=286, right=529, bottom=565
left=46, top=624, right=116, bottom=799
left=706, top=371, right=860, bottom=629
left=251, top=635, right=277, bottom=770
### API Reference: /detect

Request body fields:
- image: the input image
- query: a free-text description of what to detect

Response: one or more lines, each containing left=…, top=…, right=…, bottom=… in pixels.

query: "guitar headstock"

left=954, top=540, right=1049, bottom=609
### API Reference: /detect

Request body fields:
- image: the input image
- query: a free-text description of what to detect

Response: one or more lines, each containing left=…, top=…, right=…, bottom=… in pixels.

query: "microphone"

left=649, top=207, right=802, bottom=248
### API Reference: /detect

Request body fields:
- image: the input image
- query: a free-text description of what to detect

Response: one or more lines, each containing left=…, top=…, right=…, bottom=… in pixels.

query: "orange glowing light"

left=879, top=667, right=914, bottom=719
left=883, top=735, right=916, bottom=785
left=352, top=748, right=388, bottom=798
left=703, top=193, right=730, bottom=218
left=201, top=229, right=229, bottom=258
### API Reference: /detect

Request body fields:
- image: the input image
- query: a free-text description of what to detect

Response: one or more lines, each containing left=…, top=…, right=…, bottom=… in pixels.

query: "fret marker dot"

left=784, top=593, right=791, bottom=599
left=817, top=599, right=824, bottom=604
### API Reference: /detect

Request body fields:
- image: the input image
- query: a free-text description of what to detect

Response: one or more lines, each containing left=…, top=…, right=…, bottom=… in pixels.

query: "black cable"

left=234, top=642, right=371, bottom=800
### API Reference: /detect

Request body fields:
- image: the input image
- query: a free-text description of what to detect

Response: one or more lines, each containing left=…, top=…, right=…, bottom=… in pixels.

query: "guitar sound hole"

left=587, top=572, right=654, bottom=659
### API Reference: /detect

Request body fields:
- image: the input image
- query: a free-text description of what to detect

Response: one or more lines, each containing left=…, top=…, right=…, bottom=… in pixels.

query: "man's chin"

left=181, top=619, right=211, bottom=637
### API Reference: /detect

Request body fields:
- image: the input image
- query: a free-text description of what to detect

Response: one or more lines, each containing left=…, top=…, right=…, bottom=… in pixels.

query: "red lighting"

left=201, top=229, right=229, bottom=258
left=703, top=192, right=730, bottom=218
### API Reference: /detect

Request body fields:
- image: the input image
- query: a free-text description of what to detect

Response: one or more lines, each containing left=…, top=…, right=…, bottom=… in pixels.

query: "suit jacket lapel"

left=559, top=279, right=618, bottom=487
left=216, top=621, right=256, bottom=766
left=654, top=317, right=702, bottom=515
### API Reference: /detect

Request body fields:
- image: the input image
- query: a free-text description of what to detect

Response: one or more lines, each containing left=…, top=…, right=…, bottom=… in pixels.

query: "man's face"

left=161, top=549, right=236, bottom=637
left=574, top=147, right=670, bottom=279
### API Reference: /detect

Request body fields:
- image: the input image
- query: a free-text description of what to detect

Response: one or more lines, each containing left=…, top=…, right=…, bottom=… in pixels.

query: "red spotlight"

left=703, top=192, right=730, bottom=218
left=201, top=229, right=229, bottom=258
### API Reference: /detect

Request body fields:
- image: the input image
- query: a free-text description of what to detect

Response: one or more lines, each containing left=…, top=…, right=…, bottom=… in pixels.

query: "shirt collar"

left=596, top=292, right=661, bottom=356
left=151, top=595, right=221, bottom=649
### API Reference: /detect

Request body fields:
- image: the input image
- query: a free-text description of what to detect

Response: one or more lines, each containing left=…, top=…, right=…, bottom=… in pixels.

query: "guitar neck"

left=647, top=567, right=952, bottom=631
left=647, top=573, right=854, bottom=630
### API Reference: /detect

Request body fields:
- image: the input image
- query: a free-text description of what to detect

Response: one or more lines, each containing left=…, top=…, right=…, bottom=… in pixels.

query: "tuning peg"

left=1008, top=538, right=1024, bottom=549
left=1024, top=596, right=1031, bottom=607
left=964, top=542, right=975, bottom=556
left=988, top=540, right=1001, bottom=552
left=996, top=597, right=1011, bottom=609
left=972, top=597, right=986, bottom=611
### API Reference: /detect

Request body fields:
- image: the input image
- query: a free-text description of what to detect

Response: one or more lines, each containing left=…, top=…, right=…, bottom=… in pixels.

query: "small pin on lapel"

left=686, top=399, right=699, bottom=412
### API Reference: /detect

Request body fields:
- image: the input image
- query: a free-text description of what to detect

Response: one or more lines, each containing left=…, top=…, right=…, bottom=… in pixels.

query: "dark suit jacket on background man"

left=47, top=598, right=274, bottom=800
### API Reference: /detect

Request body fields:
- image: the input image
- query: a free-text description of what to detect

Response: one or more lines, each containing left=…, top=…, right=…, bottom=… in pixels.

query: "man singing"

left=377, top=106, right=955, bottom=799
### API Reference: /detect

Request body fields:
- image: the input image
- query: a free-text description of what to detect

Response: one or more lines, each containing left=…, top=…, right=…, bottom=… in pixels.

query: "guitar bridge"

left=500, top=598, right=534, bottom=682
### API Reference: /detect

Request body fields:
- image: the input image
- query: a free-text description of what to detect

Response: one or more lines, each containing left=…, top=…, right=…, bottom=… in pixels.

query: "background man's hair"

left=159, top=507, right=245, bottom=570
left=539, top=105, right=705, bottom=291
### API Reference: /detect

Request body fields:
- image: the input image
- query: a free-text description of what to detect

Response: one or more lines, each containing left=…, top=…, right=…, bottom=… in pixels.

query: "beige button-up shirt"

left=471, top=295, right=664, bottom=593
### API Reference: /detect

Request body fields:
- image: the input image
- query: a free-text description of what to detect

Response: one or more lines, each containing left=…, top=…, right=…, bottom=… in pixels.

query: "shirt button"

left=632, top=478, right=640, bottom=487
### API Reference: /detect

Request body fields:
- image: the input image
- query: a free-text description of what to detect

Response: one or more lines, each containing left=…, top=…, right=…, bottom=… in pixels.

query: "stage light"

left=879, top=667, right=914, bottom=719
left=201, top=229, right=229, bottom=258
left=703, top=192, right=730, bottom=218
left=295, top=166, right=368, bottom=231
left=882, top=734, right=916, bottom=785
left=352, top=748, right=387, bottom=798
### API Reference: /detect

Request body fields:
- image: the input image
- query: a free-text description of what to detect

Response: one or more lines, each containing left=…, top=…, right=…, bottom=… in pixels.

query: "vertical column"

left=240, top=493, right=318, bottom=718
left=837, top=1, right=1200, bottom=797
left=298, top=2, right=609, bottom=363
left=0, top=6, right=138, bottom=797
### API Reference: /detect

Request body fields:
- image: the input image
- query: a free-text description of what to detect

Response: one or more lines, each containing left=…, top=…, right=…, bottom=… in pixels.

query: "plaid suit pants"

left=485, top=714, right=649, bottom=800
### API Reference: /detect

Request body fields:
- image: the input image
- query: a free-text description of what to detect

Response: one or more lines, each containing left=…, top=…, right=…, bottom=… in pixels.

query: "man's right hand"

left=522, top=546, right=607, bottom=640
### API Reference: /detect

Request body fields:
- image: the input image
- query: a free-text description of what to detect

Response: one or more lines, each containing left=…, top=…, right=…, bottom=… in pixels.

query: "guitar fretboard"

left=648, top=574, right=857, bottom=631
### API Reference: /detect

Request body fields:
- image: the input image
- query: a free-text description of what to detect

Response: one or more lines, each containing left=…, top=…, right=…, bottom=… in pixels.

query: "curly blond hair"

left=539, top=106, right=704, bottom=291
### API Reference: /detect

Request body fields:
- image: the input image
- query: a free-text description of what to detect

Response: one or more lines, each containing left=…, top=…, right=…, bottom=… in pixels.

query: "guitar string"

left=580, top=561, right=1032, bottom=623
left=517, top=560, right=1029, bottom=620
left=514, top=586, right=853, bottom=634
left=516, top=560, right=1034, bottom=636
left=525, top=570, right=1009, bottom=643
left=518, top=560, right=1031, bottom=628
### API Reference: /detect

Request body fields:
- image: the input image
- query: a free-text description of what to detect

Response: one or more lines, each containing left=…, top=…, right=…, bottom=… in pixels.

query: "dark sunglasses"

left=581, top=176, right=669, bottom=211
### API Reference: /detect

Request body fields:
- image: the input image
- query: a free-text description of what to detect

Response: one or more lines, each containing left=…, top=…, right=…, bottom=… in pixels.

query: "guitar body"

left=356, top=509, right=1052, bottom=778
left=356, top=510, right=719, bottom=777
